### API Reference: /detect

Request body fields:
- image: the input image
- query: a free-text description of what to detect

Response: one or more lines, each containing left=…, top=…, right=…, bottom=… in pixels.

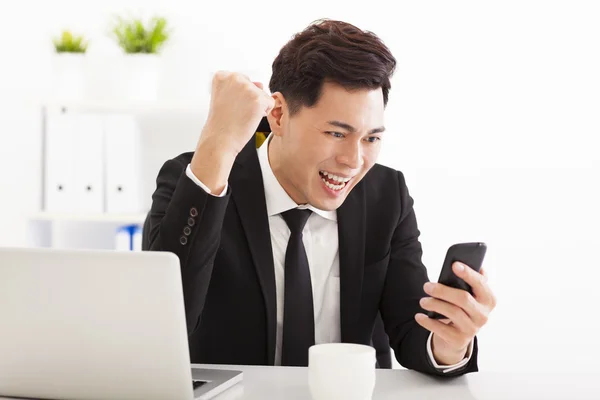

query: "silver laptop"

left=0, top=247, right=242, bottom=400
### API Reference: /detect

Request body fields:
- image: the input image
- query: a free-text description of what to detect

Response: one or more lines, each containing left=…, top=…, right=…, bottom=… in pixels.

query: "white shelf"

left=34, top=98, right=211, bottom=114
left=30, top=212, right=148, bottom=224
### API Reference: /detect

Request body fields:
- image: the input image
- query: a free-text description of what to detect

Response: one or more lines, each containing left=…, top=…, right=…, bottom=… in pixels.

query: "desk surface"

left=0, top=365, right=598, bottom=400
left=199, top=364, right=600, bottom=400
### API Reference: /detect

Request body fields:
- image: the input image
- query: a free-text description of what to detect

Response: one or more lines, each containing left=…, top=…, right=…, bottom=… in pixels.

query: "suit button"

left=183, top=226, right=192, bottom=236
left=190, top=207, right=198, bottom=217
left=180, top=236, right=188, bottom=245
left=187, top=217, right=195, bottom=227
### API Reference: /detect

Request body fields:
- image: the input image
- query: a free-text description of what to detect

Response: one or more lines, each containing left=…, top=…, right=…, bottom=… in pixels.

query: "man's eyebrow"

left=326, top=120, right=386, bottom=134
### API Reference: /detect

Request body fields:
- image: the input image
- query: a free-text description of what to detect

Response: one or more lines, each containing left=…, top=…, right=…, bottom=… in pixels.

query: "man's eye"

left=366, top=136, right=381, bottom=143
left=327, top=131, right=345, bottom=138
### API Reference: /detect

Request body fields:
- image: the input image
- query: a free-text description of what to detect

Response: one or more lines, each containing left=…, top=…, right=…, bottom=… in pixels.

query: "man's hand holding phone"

left=415, top=249, right=497, bottom=366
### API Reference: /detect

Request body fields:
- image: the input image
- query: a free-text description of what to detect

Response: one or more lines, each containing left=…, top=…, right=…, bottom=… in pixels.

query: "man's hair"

left=269, top=19, right=397, bottom=116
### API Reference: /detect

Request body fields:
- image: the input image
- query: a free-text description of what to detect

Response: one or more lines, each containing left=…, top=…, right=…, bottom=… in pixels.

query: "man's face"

left=270, top=81, right=385, bottom=211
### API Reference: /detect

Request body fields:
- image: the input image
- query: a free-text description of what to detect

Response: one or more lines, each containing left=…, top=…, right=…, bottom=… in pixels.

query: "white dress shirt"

left=185, top=134, right=472, bottom=372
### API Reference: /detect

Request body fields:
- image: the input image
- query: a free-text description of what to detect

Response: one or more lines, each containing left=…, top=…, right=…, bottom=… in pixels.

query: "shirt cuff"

left=185, top=164, right=228, bottom=197
left=427, top=332, right=474, bottom=374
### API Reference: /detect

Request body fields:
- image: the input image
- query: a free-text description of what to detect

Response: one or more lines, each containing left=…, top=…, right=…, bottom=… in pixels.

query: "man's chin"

left=311, top=178, right=355, bottom=210
left=309, top=196, right=346, bottom=212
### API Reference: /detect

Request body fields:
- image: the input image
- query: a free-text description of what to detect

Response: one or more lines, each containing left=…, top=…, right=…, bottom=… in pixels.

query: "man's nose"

left=337, top=141, right=363, bottom=170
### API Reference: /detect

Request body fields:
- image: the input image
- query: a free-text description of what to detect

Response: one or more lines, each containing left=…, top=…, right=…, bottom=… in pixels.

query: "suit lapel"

left=336, top=181, right=366, bottom=342
left=230, top=138, right=277, bottom=365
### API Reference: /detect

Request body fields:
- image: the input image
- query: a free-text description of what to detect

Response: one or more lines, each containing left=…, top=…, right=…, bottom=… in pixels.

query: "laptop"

left=0, top=247, right=242, bottom=400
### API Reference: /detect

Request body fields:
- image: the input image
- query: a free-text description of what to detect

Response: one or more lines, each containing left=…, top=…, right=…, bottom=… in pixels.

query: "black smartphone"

left=427, top=242, right=487, bottom=320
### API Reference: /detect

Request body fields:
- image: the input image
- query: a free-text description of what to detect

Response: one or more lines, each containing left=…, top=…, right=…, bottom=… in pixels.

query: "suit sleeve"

left=379, top=171, right=479, bottom=377
left=145, top=156, right=231, bottom=335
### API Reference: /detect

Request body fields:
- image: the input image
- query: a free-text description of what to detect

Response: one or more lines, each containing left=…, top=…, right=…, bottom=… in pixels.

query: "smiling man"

left=145, top=19, right=496, bottom=376
left=266, top=81, right=385, bottom=212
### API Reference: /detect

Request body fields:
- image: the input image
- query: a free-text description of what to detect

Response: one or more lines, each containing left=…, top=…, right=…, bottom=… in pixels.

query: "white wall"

left=1, top=0, right=599, bottom=373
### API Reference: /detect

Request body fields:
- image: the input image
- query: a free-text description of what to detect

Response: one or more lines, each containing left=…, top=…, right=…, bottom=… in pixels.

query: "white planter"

left=121, top=54, right=161, bottom=103
left=52, top=53, right=88, bottom=102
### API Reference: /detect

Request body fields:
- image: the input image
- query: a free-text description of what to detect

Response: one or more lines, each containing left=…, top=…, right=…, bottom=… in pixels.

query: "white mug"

left=308, top=343, right=376, bottom=400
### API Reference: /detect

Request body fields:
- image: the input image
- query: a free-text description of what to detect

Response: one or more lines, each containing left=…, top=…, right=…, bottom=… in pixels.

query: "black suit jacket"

left=145, top=133, right=478, bottom=377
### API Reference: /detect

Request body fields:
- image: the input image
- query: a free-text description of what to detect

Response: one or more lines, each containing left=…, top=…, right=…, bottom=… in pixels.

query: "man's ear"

left=267, top=92, right=287, bottom=137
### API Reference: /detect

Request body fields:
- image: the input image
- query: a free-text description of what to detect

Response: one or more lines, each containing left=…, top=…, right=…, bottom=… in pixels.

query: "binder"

left=132, top=225, right=142, bottom=251
left=103, top=114, right=143, bottom=214
left=73, top=114, right=104, bottom=213
left=115, top=225, right=132, bottom=251
left=114, top=224, right=143, bottom=251
left=44, top=112, right=77, bottom=213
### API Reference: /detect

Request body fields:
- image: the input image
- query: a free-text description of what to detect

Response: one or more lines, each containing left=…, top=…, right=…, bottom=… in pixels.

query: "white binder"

left=115, top=225, right=132, bottom=251
left=132, top=225, right=142, bottom=251
left=73, top=114, right=105, bottom=213
left=103, top=114, right=143, bottom=214
left=44, top=112, right=77, bottom=213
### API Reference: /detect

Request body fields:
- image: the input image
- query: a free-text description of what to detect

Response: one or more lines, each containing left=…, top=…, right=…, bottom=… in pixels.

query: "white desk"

left=0, top=365, right=598, bottom=399
left=199, top=364, right=600, bottom=400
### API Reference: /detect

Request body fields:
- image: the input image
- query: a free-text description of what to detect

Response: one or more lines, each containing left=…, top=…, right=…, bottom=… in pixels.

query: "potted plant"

left=52, top=30, right=89, bottom=101
left=111, top=16, right=171, bottom=103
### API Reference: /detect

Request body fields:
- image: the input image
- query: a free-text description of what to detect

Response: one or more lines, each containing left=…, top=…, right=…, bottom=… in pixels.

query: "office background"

left=1, top=0, right=598, bottom=373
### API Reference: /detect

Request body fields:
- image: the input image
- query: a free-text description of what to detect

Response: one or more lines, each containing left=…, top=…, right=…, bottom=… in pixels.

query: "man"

left=144, top=19, right=496, bottom=376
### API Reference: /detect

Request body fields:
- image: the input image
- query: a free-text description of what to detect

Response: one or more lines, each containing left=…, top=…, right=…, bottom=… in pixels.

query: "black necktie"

left=280, top=208, right=315, bottom=366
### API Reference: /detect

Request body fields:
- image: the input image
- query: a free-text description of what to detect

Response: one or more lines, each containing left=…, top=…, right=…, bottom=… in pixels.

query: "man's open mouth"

left=319, top=170, right=352, bottom=191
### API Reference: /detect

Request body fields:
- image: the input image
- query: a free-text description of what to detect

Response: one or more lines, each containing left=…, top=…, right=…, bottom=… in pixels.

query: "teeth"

left=320, top=171, right=351, bottom=183
left=321, top=176, right=347, bottom=191
left=323, top=179, right=345, bottom=190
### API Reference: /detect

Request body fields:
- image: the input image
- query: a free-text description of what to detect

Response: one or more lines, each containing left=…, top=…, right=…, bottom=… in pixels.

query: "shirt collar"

left=257, top=133, right=337, bottom=222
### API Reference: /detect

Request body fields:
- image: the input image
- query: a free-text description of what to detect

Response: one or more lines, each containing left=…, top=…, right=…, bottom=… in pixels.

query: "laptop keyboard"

left=193, top=380, right=208, bottom=390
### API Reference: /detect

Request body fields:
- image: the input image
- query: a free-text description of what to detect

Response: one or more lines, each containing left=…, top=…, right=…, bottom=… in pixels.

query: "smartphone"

left=427, top=242, right=487, bottom=320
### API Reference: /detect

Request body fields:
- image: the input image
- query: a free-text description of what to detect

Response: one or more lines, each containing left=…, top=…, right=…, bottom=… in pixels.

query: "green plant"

left=111, top=16, right=171, bottom=54
left=53, top=30, right=88, bottom=53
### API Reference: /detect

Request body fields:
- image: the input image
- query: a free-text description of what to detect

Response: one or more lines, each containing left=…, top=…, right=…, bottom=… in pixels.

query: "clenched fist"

left=203, top=71, right=275, bottom=155
left=191, top=71, right=275, bottom=194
